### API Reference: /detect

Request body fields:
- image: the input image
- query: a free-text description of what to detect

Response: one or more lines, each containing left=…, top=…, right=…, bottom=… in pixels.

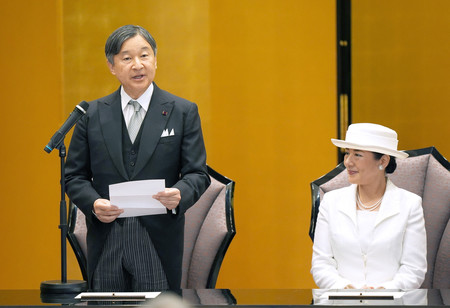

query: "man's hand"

left=93, top=198, right=124, bottom=223
left=153, top=188, right=181, bottom=210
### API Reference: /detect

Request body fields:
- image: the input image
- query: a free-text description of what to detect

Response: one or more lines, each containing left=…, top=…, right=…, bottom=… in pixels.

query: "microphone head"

left=77, top=101, right=89, bottom=113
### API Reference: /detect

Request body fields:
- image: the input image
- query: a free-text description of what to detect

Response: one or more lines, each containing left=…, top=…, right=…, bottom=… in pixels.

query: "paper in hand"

left=109, top=179, right=167, bottom=217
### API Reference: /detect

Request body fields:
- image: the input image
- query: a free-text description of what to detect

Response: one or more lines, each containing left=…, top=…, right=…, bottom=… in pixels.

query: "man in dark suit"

left=65, top=25, right=210, bottom=292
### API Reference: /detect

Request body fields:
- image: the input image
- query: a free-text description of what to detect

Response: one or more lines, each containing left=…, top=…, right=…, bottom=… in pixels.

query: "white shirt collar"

left=120, top=83, right=154, bottom=112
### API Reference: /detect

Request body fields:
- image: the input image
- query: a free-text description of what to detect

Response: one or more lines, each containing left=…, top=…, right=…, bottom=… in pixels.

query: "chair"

left=67, top=165, right=236, bottom=289
left=309, top=147, right=450, bottom=289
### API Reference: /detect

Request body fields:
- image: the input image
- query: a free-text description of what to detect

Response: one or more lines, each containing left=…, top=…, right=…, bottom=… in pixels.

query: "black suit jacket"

left=65, top=83, right=210, bottom=289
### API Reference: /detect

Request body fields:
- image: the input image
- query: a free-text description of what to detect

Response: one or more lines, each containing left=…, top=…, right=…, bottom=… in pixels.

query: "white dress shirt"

left=121, top=83, right=154, bottom=127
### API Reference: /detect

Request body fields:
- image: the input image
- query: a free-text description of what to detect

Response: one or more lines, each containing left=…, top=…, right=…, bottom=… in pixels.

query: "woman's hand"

left=362, top=285, right=385, bottom=289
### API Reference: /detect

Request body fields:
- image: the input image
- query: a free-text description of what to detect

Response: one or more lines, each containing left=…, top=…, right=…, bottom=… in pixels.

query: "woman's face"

left=343, top=149, right=386, bottom=185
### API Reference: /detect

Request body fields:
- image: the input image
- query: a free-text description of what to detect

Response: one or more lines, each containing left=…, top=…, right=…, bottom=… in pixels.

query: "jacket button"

left=130, top=162, right=135, bottom=166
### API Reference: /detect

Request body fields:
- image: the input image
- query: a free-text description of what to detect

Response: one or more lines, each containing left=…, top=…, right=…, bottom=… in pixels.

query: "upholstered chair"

left=67, top=166, right=236, bottom=289
left=309, top=147, right=449, bottom=289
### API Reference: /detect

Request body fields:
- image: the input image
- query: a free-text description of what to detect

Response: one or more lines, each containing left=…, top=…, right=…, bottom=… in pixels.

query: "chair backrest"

left=181, top=166, right=236, bottom=288
left=181, top=289, right=236, bottom=305
left=67, top=201, right=88, bottom=281
left=309, top=147, right=450, bottom=289
left=67, top=165, right=236, bottom=289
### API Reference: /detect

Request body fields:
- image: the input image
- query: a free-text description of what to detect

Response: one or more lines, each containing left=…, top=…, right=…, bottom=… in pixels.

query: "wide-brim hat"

left=331, top=123, right=409, bottom=159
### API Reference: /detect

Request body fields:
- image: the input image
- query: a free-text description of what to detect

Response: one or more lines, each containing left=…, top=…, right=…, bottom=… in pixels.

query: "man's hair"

left=105, top=25, right=157, bottom=64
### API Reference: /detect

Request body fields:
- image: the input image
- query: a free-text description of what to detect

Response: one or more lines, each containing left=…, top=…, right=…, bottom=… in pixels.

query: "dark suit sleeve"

left=65, top=113, right=101, bottom=222
left=172, top=102, right=210, bottom=214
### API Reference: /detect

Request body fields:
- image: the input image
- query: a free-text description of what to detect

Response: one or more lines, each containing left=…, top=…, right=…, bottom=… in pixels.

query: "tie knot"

left=129, top=100, right=141, bottom=112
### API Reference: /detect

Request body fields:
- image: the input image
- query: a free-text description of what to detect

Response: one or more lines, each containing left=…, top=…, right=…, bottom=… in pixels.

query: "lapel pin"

left=162, top=111, right=168, bottom=116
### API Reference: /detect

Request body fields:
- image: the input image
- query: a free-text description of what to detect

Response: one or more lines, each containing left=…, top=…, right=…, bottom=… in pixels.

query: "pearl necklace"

left=356, top=191, right=383, bottom=211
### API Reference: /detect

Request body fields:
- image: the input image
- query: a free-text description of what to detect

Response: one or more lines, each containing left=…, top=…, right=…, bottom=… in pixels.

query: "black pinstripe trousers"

left=92, top=217, right=169, bottom=291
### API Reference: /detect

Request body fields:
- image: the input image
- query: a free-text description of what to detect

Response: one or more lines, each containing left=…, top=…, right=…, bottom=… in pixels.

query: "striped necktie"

left=127, top=100, right=144, bottom=143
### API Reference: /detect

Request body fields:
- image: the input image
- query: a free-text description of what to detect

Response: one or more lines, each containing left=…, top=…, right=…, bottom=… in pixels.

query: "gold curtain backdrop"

left=0, top=0, right=448, bottom=290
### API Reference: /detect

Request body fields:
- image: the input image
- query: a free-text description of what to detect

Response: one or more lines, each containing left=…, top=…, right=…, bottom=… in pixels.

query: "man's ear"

left=107, top=59, right=116, bottom=75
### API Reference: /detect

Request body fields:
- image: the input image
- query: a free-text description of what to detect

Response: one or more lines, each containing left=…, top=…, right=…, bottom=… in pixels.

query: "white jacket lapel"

left=375, top=179, right=401, bottom=227
left=338, top=184, right=358, bottom=228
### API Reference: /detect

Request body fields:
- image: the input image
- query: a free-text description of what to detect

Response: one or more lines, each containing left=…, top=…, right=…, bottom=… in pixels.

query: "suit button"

left=131, top=150, right=136, bottom=155
left=130, top=162, right=135, bottom=166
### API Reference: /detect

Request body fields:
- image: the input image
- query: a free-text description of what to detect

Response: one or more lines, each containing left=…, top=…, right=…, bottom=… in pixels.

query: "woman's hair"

left=373, top=152, right=397, bottom=174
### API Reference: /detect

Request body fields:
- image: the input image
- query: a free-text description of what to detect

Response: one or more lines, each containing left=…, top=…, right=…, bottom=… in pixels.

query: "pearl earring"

left=379, top=165, right=384, bottom=170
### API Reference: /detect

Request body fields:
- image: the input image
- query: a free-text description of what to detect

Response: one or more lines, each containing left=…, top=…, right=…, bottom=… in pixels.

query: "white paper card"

left=109, top=179, right=167, bottom=217
left=321, top=290, right=405, bottom=299
left=75, top=292, right=160, bottom=299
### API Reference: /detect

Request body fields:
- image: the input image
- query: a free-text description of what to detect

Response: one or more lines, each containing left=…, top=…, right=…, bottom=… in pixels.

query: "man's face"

left=107, top=34, right=157, bottom=99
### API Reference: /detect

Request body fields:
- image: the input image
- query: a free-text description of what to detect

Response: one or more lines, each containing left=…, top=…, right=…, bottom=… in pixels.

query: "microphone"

left=44, top=101, right=89, bottom=153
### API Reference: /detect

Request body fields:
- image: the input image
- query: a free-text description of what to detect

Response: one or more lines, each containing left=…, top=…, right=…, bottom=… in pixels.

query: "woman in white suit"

left=311, top=123, right=427, bottom=289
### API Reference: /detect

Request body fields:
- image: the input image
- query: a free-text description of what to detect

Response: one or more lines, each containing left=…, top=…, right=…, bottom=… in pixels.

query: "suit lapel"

left=338, top=181, right=401, bottom=228
left=336, top=181, right=401, bottom=256
left=98, top=90, right=129, bottom=180
left=133, top=85, right=174, bottom=178
left=375, top=179, right=400, bottom=227
left=338, top=184, right=358, bottom=228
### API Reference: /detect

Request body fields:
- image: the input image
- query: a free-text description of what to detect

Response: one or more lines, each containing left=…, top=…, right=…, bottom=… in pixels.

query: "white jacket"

left=311, top=179, right=427, bottom=289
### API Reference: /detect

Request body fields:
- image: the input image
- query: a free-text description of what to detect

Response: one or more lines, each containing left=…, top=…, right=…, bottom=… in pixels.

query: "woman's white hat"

left=331, top=123, right=409, bottom=159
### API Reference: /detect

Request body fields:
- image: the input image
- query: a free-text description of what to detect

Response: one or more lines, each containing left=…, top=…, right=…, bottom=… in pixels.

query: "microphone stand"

left=40, top=139, right=87, bottom=297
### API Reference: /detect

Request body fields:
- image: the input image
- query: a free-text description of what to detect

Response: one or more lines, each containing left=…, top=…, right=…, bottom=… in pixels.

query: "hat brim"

left=331, top=139, right=409, bottom=159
